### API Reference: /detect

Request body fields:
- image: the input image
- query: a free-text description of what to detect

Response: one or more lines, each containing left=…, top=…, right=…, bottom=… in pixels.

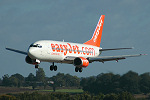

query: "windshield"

left=30, top=44, right=42, bottom=48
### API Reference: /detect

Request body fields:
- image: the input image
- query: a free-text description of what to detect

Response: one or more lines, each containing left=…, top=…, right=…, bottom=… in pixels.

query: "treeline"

left=1, top=69, right=150, bottom=95
left=0, top=68, right=80, bottom=89
left=81, top=71, right=150, bottom=94
left=0, top=91, right=136, bottom=100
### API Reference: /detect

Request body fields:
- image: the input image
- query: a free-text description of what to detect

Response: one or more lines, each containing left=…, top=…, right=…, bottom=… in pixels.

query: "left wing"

left=88, top=54, right=145, bottom=63
left=6, top=47, right=27, bottom=55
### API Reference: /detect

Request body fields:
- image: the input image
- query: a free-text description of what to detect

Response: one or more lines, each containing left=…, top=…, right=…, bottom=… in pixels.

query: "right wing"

left=64, top=54, right=146, bottom=64
left=6, top=47, right=27, bottom=55
left=88, top=54, right=146, bottom=63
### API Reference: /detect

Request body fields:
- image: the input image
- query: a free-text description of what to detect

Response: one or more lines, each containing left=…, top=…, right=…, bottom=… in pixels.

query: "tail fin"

left=84, top=15, right=105, bottom=47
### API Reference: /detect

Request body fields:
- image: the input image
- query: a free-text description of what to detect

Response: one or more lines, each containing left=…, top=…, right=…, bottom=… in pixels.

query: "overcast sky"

left=0, top=0, right=149, bottom=78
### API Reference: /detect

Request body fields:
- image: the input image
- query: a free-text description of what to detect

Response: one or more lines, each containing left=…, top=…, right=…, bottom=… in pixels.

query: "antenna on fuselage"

left=63, top=39, right=64, bottom=42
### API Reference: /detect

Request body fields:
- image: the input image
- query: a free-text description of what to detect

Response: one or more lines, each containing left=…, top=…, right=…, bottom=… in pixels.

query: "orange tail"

left=84, top=15, right=105, bottom=47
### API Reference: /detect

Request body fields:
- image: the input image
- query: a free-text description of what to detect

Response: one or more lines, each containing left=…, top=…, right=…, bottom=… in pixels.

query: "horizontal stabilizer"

left=99, top=47, right=133, bottom=51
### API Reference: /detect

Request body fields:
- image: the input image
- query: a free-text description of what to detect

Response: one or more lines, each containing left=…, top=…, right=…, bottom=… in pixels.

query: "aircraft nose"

left=28, top=48, right=37, bottom=59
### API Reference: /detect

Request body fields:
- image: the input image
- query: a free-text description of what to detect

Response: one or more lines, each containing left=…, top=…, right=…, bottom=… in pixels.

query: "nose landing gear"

left=35, top=65, right=39, bottom=69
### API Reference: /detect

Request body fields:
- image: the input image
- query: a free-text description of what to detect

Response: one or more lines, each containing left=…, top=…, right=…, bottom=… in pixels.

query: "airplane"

left=6, top=15, right=145, bottom=72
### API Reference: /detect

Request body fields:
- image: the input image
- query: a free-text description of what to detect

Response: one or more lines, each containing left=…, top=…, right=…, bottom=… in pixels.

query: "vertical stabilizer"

left=84, top=15, right=105, bottom=47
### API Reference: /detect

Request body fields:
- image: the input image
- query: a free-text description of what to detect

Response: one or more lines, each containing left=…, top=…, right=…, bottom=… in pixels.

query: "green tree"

left=11, top=73, right=24, bottom=81
left=97, top=93, right=105, bottom=100
left=50, top=73, right=80, bottom=87
left=104, top=93, right=118, bottom=100
left=139, top=72, right=150, bottom=93
left=95, top=73, right=116, bottom=94
left=118, top=92, right=135, bottom=100
left=9, top=76, right=19, bottom=87
left=64, top=74, right=80, bottom=87
left=0, top=78, right=2, bottom=85
left=11, top=73, right=24, bottom=87
left=120, top=71, right=140, bottom=93
left=81, top=73, right=121, bottom=94
left=53, top=73, right=65, bottom=87
left=36, top=68, right=45, bottom=82
left=81, top=76, right=96, bottom=93
left=26, top=73, right=36, bottom=82
left=0, top=94, right=16, bottom=100
left=2, top=74, right=10, bottom=86
left=25, top=73, right=36, bottom=87
left=2, top=74, right=24, bottom=87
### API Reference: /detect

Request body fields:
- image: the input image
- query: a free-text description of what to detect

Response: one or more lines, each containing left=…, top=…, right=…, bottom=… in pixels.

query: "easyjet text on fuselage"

left=51, top=43, right=95, bottom=56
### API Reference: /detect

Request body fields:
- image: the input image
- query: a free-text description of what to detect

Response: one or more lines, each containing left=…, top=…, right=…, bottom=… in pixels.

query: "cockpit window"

left=30, top=44, right=42, bottom=48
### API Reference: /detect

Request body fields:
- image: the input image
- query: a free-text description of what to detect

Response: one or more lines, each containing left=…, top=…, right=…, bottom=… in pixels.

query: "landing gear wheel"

left=35, top=65, right=39, bottom=69
left=50, top=65, right=54, bottom=71
left=75, top=67, right=82, bottom=72
left=75, top=67, right=78, bottom=72
left=50, top=62, right=58, bottom=71
left=79, top=68, right=83, bottom=72
left=54, top=65, right=57, bottom=71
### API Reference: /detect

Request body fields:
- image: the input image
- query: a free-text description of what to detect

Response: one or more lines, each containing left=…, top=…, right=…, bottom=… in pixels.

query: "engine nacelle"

left=25, top=56, right=40, bottom=65
left=73, top=57, right=89, bottom=67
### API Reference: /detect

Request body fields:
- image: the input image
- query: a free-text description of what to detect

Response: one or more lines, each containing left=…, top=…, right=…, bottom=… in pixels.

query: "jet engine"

left=25, top=56, right=40, bottom=65
left=73, top=57, right=89, bottom=67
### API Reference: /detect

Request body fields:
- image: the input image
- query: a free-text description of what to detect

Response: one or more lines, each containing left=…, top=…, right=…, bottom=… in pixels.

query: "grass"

left=0, top=86, right=84, bottom=94
left=56, top=89, right=83, bottom=93
left=40, top=89, right=83, bottom=93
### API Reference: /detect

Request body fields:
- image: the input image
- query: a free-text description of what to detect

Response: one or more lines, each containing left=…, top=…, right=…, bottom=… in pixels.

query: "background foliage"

left=1, top=69, right=150, bottom=95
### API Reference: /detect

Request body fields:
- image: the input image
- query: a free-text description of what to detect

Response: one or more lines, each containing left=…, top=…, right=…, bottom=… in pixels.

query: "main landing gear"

left=34, top=62, right=57, bottom=71
left=75, top=67, right=83, bottom=72
left=50, top=62, right=57, bottom=71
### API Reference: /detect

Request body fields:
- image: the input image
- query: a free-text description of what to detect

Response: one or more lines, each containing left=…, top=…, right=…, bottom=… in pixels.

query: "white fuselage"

left=28, top=40, right=101, bottom=64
